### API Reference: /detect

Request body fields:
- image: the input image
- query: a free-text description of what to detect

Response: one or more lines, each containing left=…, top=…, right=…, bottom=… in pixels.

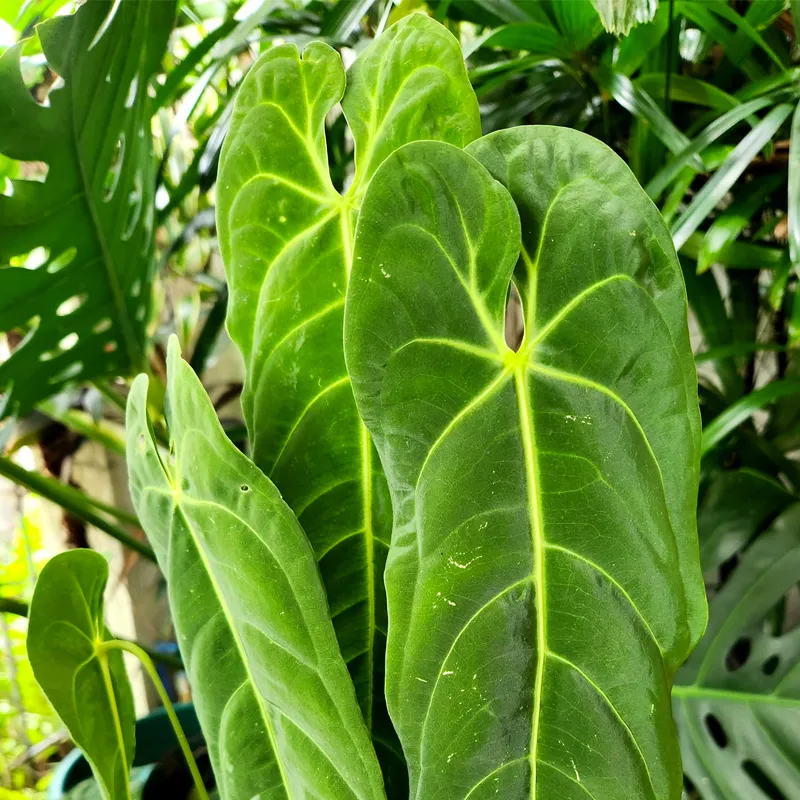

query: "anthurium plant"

left=27, top=12, right=706, bottom=800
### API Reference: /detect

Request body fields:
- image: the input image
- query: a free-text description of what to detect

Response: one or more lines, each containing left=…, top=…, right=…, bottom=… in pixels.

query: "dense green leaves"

left=28, top=550, right=135, bottom=800
left=216, top=13, right=479, bottom=784
left=674, top=505, right=800, bottom=799
left=346, top=128, right=705, bottom=798
left=126, top=338, right=384, bottom=800
left=0, top=0, right=176, bottom=417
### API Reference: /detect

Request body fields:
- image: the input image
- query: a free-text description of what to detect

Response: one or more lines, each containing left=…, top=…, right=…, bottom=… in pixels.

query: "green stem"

left=99, top=640, right=209, bottom=800
left=91, top=380, right=128, bottom=414
left=0, top=457, right=155, bottom=562
left=39, top=402, right=126, bottom=457
left=0, top=596, right=184, bottom=669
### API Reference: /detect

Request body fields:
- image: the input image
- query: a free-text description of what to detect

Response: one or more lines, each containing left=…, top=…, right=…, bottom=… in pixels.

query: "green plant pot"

left=48, top=703, right=202, bottom=799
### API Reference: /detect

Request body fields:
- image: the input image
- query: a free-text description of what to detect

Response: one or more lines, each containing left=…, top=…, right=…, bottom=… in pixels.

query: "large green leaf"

left=28, top=550, right=135, bottom=800
left=215, top=12, right=479, bottom=784
left=126, top=338, right=385, bottom=800
left=345, top=129, right=706, bottom=798
left=674, top=504, right=800, bottom=799
left=0, top=0, right=176, bottom=417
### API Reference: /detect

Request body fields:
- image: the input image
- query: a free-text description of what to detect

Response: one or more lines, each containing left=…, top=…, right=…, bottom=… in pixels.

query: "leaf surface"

left=674, top=504, right=800, bottom=799
left=345, top=129, right=706, bottom=799
left=0, top=0, right=175, bottom=416
left=28, top=550, right=135, bottom=800
left=215, top=13, right=479, bottom=783
left=126, top=338, right=385, bottom=800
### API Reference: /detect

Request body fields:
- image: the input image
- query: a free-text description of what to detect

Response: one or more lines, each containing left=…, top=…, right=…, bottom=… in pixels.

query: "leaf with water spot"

left=126, top=337, right=385, bottom=799
left=345, top=129, right=706, bottom=799
left=28, top=550, right=135, bottom=800
left=215, top=13, right=479, bottom=787
left=0, top=0, right=176, bottom=416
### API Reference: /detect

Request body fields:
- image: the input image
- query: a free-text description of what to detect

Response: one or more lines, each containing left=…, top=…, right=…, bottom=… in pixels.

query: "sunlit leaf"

left=591, top=0, right=658, bottom=36
left=0, top=0, right=176, bottom=417
left=28, top=550, right=135, bottom=800
left=127, top=338, right=385, bottom=799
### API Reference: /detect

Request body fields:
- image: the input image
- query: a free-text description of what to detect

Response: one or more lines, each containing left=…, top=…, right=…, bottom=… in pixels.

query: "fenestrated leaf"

left=215, top=13, right=479, bottom=785
left=590, top=0, right=658, bottom=35
left=674, top=504, right=800, bottom=799
left=0, top=0, right=176, bottom=418
left=345, top=129, right=706, bottom=799
left=126, top=337, right=385, bottom=800
left=28, top=550, right=135, bottom=800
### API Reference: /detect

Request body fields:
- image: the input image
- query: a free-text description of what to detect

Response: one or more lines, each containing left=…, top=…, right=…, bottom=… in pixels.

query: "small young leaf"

left=127, top=338, right=385, bottom=800
left=345, top=129, right=706, bottom=798
left=28, top=550, right=135, bottom=800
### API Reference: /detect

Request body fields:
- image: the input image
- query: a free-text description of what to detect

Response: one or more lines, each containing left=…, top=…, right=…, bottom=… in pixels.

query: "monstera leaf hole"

left=725, top=636, right=751, bottom=671
left=743, top=760, right=786, bottom=800
left=704, top=713, right=728, bottom=748
left=504, top=281, right=525, bottom=351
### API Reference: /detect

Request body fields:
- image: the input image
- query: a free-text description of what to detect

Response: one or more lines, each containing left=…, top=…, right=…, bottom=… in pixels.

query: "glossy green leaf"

left=789, top=100, right=800, bottom=269
left=468, top=23, right=571, bottom=59
left=697, top=468, right=794, bottom=572
left=702, top=380, right=800, bottom=455
left=696, top=173, right=784, bottom=274
left=345, top=128, right=706, bottom=799
left=0, top=0, right=176, bottom=417
left=674, top=504, right=800, bottom=799
left=28, top=550, right=135, bottom=800
left=636, top=74, right=738, bottom=112
left=644, top=95, right=776, bottom=201
left=127, top=338, right=385, bottom=800
left=671, top=104, right=793, bottom=250
left=590, top=0, right=658, bottom=36
left=216, top=13, right=479, bottom=784
left=596, top=68, right=705, bottom=169
left=549, top=0, right=603, bottom=51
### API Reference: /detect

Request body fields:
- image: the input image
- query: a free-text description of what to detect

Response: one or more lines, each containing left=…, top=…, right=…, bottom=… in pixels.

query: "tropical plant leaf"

left=28, top=550, right=135, bottom=800
left=345, top=129, right=706, bottom=799
left=590, top=0, right=658, bottom=36
left=702, top=380, right=800, bottom=455
left=126, top=337, right=385, bottom=800
left=697, top=468, right=794, bottom=572
left=0, top=0, right=176, bottom=417
left=674, top=504, right=800, bottom=799
left=216, top=13, right=479, bottom=786
left=696, top=173, right=784, bottom=274
left=789, top=100, right=800, bottom=270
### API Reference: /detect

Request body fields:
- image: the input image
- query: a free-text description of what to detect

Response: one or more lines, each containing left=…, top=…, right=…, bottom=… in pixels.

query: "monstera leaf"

left=345, top=129, right=706, bottom=799
left=216, top=13, right=479, bottom=783
left=126, top=338, right=385, bottom=800
left=674, top=504, right=800, bottom=799
left=28, top=550, right=135, bottom=800
left=0, top=0, right=175, bottom=417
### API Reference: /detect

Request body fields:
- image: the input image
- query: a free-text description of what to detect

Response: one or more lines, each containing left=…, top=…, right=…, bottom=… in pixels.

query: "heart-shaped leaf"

left=28, top=550, right=135, bottom=800
left=216, top=13, right=479, bottom=783
left=345, top=129, right=706, bottom=799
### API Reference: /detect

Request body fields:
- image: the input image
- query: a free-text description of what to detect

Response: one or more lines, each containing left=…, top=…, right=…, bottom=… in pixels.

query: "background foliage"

left=1, top=0, right=800, bottom=798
